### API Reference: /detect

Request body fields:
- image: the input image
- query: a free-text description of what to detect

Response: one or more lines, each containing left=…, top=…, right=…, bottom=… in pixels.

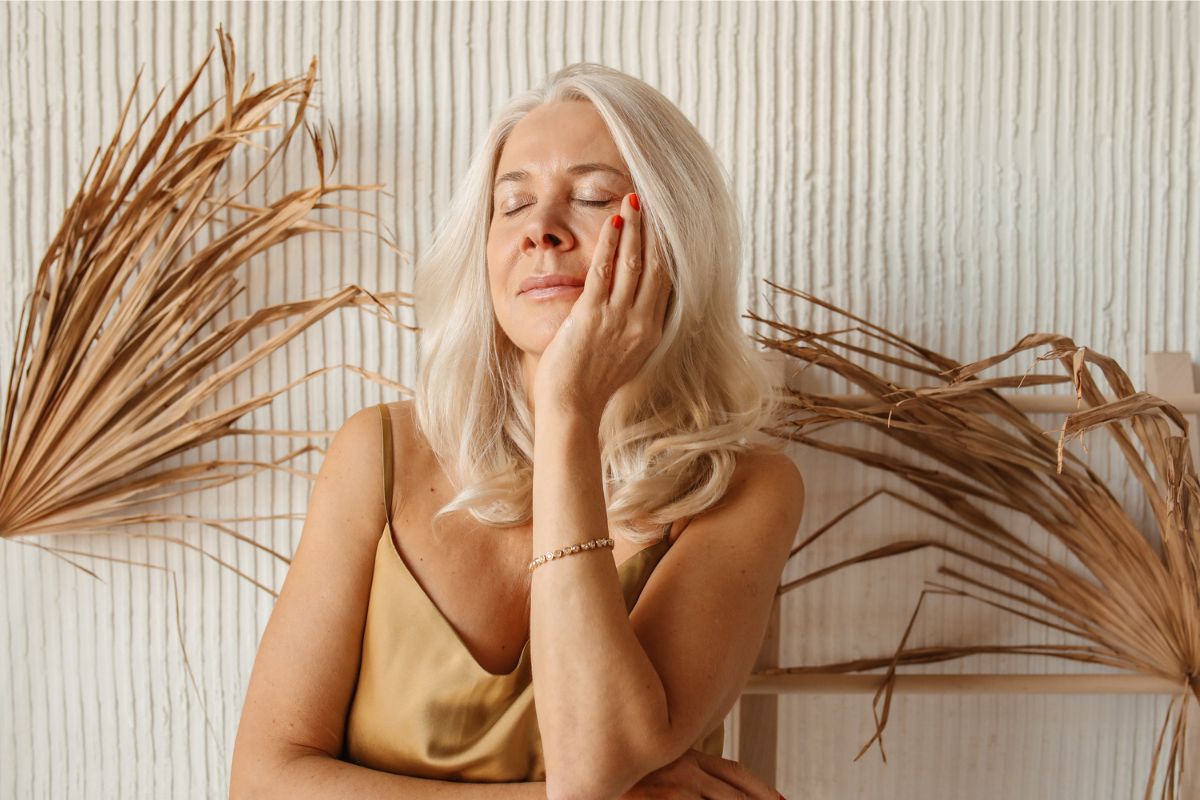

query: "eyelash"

left=502, top=199, right=611, bottom=217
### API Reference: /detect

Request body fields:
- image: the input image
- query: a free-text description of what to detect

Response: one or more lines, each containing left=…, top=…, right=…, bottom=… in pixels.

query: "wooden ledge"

left=743, top=672, right=1187, bottom=695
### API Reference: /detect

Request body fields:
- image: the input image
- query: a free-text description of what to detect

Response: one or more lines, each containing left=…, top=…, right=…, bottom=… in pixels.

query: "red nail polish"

left=612, top=214, right=623, bottom=229
left=629, top=193, right=640, bottom=211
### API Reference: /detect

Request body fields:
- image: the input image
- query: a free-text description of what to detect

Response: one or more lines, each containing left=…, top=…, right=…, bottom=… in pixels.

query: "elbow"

left=546, top=766, right=655, bottom=800
left=544, top=763, right=608, bottom=800
left=229, top=720, right=278, bottom=800
left=230, top=745, right=318, bottom=800
left=544, top=755, right=632, bottom=800
left=228, top=766, right=265, bottom=800
left=545, top=729, right=672, bottom=800
left=228, top=742, right=262, bottom=800
left=545, top=778, right=620, bottom=800
left=229, top=751, right=278, bottom=800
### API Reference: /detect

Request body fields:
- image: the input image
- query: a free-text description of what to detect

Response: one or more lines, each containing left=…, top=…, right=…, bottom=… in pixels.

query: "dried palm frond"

left=0, top=25, right=415, bottom=593
left=750, top=281, right=1198, bottom=800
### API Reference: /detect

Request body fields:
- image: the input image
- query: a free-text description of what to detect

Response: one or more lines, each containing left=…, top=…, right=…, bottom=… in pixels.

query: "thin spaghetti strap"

left=377, top=403, right=395, bottom=529
left=662, top=521, right=672, bottom=544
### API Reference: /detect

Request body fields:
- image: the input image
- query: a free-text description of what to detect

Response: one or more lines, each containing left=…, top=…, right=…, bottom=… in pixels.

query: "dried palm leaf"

left=0, top=24, right=414, bottom=589
left=1, top=27, right=418, bottom=751
left=750, top=281, right=1198, bottom=800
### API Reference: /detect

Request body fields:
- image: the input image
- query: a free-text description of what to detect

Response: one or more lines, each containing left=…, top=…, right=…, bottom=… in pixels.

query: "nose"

left=521, top=203, right=576, bottom=255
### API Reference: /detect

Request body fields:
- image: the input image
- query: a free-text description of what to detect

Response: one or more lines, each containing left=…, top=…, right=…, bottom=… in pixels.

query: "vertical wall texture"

left=0, top=2, right=1196, bottom=798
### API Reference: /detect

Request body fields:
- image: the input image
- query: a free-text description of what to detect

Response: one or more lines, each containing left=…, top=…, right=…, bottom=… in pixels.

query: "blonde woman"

left=231, top=63, right=804, bottom=800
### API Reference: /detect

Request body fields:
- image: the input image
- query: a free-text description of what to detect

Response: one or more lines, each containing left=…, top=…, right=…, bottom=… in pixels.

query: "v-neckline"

left=380, top=522, right=671, bottom=677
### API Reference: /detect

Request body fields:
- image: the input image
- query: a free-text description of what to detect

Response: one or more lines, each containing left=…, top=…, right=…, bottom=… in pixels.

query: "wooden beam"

left=742, top=672, right=1185, bottom=695
left=812, top=391, right=1200, bottom=414
left=1145, top=351, right=1199, bottom=473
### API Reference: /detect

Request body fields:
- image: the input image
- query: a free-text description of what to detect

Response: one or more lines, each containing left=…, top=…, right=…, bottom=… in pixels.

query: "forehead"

left=494, top=100, right=628, bottom=182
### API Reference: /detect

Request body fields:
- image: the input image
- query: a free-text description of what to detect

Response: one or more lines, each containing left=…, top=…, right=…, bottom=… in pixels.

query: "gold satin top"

left=341, top=404, right=724, bottom=782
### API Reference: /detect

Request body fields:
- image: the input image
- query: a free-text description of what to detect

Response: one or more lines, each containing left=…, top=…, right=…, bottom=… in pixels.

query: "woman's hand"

left=619, top=748, right=788, bottom=799
left=531, top=191, right=672, bottom=425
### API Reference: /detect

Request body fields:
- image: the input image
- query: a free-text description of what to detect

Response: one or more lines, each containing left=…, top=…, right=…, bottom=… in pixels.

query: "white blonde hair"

left=412, top=62, right=784, bottom=545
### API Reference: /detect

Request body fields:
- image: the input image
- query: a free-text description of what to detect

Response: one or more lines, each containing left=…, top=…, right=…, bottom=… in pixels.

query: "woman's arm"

left=529, top=410, right=671, bottom=800
left=525, top=200, right=676, bottom=800
left=527, top=197, right=803, bottom=800
left=234, top=751, right=547, bottom=799
left=529, top=411, right=803, bottom=800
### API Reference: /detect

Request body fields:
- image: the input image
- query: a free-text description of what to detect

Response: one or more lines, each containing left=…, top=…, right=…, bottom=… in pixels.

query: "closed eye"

left=502, top=199, right=611, bottom=217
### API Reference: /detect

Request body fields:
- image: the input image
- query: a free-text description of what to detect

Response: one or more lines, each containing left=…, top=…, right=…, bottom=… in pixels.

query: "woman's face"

left=486, top=99, right=635, bottom=360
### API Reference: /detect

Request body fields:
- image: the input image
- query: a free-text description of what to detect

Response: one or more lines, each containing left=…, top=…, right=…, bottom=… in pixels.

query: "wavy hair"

left=411, top=62, right=785, bottom=545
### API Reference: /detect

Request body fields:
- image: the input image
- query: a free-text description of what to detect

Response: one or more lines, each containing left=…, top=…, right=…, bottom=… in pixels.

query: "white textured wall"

left=1, top=2, right=1197, bottom=798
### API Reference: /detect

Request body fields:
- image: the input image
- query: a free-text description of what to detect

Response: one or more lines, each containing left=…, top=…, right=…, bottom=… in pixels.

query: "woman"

left=231, top=62, right=804, bottom=800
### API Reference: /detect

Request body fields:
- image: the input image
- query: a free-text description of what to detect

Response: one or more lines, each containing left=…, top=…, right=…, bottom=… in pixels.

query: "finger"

left=693, top=753, right=780, bottom=799
left=608, top=192, right=643, bottom=309
left=639, top=223, right=671, bottom=314
left=686, top=765, right=748, bottom=799
left=643, top=238, right=672, bottom=332
left=582, top=211, right=623, bottom=306
left=653, top=280, right=673, bottom=337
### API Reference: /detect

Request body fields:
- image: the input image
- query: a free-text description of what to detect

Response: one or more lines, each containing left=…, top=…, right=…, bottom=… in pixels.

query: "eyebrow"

left=493, top=162, right=631, bottom=190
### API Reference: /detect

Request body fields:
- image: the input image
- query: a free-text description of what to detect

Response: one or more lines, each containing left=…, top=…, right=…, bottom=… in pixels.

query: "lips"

left=519, top=273, right=586, bottom=294
left=522, top=285, right=584, bottom=300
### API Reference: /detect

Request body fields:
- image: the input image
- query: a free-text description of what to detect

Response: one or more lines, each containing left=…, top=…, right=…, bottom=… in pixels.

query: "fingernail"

left=629, top=193, right=640, bottom=211
left=612, top=214, right=623, bottom=229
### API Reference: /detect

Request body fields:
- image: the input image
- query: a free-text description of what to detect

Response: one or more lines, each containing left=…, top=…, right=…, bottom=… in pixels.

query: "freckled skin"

left=485, top=100, right=635, bottom=409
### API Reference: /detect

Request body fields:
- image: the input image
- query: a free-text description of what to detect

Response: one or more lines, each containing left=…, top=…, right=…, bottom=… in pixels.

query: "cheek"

left=485, top=255, right=507, bottom=299
left=485, top=271, right=504, bottom=317
left=484, top=238, right=503, bottom=289
left=484, top=264, right=514, bottom=327
left=485, top=231, right=512, bottom=270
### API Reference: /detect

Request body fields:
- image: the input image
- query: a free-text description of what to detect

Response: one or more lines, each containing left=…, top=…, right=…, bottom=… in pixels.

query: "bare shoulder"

left=668, top=443, right=803, bottom=546
left=301, top=400, right=418, bottom=548
left=750, top=442, right=803, bottom=483
left=691, top=443, right=806, bottom=550
left=378, top=398, right=420, bottom=453
left=376, top=399, right=423, bottom=518
left=379, top=397, right=415, bottom=424
left=305, top=403, right=395, bottom=551
left=726, top=443, right=806, bottom=514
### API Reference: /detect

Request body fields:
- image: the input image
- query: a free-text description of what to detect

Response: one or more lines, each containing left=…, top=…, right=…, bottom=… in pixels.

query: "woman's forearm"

left=236, top=752, right=548, bottom=799
left=529, top=410, right=670, bottom=799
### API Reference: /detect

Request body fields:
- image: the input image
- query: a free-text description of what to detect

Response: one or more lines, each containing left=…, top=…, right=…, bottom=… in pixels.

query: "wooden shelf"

left=738, top=352, right=1199, bottom=791
left=743, top=672, right=1185, bottom=696
left=796, top=392, right=1200, bottom=415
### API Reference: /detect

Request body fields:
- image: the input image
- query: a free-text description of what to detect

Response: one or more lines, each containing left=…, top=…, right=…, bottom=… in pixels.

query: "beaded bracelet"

left=528, top=537, right=615, bottom=572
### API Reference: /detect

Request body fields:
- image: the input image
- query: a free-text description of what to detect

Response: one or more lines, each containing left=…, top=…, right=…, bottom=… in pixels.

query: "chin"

left=527, top=311, right=569, bottom=341
left=500, top=319, right=561, bottom=351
